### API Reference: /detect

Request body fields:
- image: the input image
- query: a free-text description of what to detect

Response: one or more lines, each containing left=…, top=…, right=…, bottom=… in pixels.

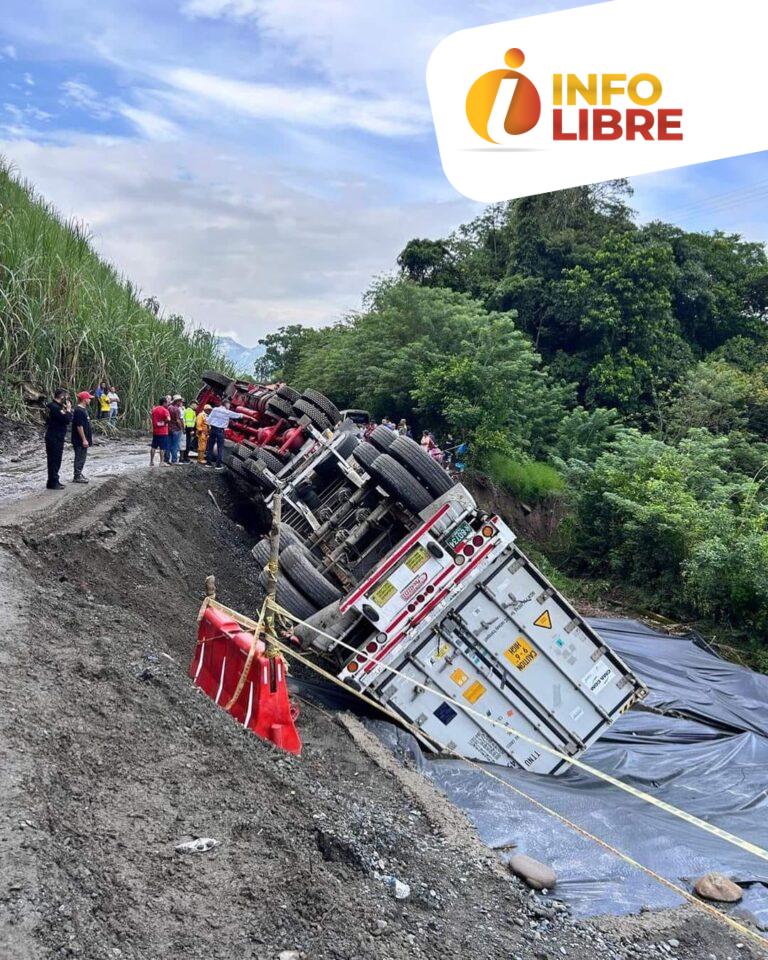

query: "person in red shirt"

left=150, top=397, right=171, bottom=467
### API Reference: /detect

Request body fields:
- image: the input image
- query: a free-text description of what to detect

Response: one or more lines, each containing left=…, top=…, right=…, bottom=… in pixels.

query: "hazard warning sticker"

left=463, top=680, right=487, bottom=704
left=504, top=636, right=538, bottom=671
left=533, top=610, right=552, bottom=629
left=369, top=579, right=396, bottom=607
left=450, top=667, right=469, bottom=687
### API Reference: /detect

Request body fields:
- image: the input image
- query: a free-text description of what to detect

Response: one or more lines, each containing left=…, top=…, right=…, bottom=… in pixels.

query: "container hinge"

left=536, top=587, right=554, bottom=605
left=443, top=740, right=457, bottom=754
left=507, top=558, right=524, bottom=574
left=416, top=713, right=427, bottom=726
left=617, top=676, right=629, bottom=689
left=591, top=646, right=607, bottom=662
left=563, top=618, right=579, bottom=634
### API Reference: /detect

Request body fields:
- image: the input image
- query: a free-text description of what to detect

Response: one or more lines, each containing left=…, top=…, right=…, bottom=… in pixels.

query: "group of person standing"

left=94, top=381, right=120, bottom=421
left=45, top=389, right=96, bottom=489
left=149, top=395, right=243, bottom=468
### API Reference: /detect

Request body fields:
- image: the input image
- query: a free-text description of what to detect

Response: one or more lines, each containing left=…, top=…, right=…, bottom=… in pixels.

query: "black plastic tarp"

left=361, top=619, right=768, bottom=924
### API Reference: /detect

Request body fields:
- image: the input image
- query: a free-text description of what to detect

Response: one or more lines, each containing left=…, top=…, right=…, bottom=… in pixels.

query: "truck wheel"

left=251, top=539, right=272, bottom=569
left=237, top=442, right=255, bottom=459
left=244, top=458, right=276, bottom=490
left=259, top=568, right=318, bottom=622
left=301, top=389, right=341, bottom=426
left=281, top=545, right=342, bottom=608
left=389, top=436, right=454, bottom=498
left=250, top=447, right=284, bottom=476
left=292, top=397, right=332, bottom=431
left=368, top=454, right=434, bottom=513
left=265, top=395, right=294, bottom=420
left=367, top=425, right=396, bottom=453
left=229, top=456, right=247, bottom=478
left=201, top=370, right=233, bottom=392
left=276, top=384, right=300, bottom=403
left=352, top=441, right=379, bottom=473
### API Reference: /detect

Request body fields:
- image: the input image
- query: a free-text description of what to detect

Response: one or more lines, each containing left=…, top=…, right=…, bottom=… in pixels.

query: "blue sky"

left=0, top=0, right=766, bottom=346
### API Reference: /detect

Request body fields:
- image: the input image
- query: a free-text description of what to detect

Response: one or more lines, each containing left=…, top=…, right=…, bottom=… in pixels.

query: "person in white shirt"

left=107, top=387, right=120, bottom=423
left=205, top=400, right=244, bottom=468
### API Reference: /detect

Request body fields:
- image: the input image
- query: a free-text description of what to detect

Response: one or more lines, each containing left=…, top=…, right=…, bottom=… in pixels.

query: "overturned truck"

left=196, top=373, right=648, bottom=775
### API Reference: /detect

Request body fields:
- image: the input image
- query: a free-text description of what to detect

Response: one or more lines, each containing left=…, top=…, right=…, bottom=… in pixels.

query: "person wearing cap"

left=205, top=399, right=244, bottom=469
left=195, top=404, right=211, bottom=464
left=45, top=387, right=73, bottom=490
left=71, top=392, right=93, bottom=483
left=182, top=401, right=197, bottom=463
left=165, top=394, right=185, bottom=465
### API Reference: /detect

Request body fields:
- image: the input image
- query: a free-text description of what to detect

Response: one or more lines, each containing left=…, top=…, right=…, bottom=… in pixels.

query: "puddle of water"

left=0, top=439, right=154, bottom=505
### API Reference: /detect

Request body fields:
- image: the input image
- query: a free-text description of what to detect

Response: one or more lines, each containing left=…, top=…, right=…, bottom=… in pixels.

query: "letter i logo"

left=466, top=48, right=541, bottom=142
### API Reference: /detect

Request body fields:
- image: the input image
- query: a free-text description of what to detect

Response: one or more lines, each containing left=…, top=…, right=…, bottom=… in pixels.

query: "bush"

left=566, top=429, right=768, bottom=630
left=487, top=453, right=564, bottom=502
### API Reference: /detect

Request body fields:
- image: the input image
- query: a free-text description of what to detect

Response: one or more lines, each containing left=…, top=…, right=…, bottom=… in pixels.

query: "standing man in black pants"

left=45, top=388, right=72, bottom=490
left=71, top=391, right=94, bottom=484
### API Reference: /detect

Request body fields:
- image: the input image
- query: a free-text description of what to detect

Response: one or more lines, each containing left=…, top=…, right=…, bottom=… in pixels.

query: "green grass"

left=0, top=158, right=235, bottom=427
left=486, top=453, right=565, bottom=502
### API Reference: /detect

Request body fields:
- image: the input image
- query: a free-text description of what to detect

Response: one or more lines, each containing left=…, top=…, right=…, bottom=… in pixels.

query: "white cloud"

left=23, top=72, right=34, bottom=86
left=120, top=105, right=180, bottom=141
left=1, top=44, right=18, bottom=60
left=162, top=67, right=429, bottom=137
left=60, top=79, right=114, bottom=120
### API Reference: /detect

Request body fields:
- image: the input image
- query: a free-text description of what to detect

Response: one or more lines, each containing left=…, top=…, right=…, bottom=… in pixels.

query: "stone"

left=277, top=952, right=300, bottom=960
left=509, top=854, right=557, bottom=891
left=693, top=873, right=743, bottom=903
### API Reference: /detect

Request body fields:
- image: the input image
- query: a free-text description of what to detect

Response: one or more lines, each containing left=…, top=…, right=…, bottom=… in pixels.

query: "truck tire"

left=237, top=442, right=255, bottom=459
left=259, top=569, right=317, bottom=623
left=244, top=458, right=276, bottom=490
left=368, top=454, right=434, bottom=513
left=251, top=539, right=272, bottom=569
left=292, top=397, right=332, bottom=431
left=251, top=526, right=307, bottom=568
left=281, top=545, right=342, bottom=609
left=313, top=431, right=359, bottom=478
left=201, top=370, right=233, bottom=392
left=352, top=441, right=379, bottom=473
left=229, top=456, right=248, bottom=478
left=276, top=384, right=300, bottom=403
left=367, top=425, right=396, bottom=453
left=301, top=389, right=341, bottom=426
left=250, top=447, right=284, bottom=476
left=265, top=395, right=294, bottom=420
left=389, top=436, right=454, bottom=498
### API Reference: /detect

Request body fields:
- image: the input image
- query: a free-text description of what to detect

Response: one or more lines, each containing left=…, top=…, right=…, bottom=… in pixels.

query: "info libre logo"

left=465, top=48, right=683, bottom=144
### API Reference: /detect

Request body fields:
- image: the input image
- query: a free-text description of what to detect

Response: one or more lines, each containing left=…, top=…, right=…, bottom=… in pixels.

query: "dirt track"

left=0, top=436, right=761, bottom=960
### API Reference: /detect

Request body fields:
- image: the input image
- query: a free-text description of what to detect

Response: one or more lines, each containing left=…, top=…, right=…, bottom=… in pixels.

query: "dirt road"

left=0, top=439, right=761, bottom=959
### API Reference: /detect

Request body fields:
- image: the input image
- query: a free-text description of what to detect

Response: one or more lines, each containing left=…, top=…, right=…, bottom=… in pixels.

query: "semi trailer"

left=202, top=373, right=647, bottom=774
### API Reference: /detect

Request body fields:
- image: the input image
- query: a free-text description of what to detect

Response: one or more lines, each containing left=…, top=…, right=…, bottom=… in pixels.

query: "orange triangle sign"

left=533, top=610, right=552, bottom=629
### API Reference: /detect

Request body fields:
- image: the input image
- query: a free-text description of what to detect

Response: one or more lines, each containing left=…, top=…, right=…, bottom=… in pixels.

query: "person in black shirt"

left=71, top=391, right=94, bottom=483
left=45, top=388, right=73, bottom=490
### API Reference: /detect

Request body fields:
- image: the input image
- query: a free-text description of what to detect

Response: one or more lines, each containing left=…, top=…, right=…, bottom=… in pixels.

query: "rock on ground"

left=694, top=873, right=743, bottom=903
left=509, top=854, right=557, bottom=891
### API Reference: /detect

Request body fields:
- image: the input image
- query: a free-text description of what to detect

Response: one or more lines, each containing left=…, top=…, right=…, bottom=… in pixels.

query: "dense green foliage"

left=0, top=160, right=233, bottom=426
left=257, top=182, right=768, bottom=636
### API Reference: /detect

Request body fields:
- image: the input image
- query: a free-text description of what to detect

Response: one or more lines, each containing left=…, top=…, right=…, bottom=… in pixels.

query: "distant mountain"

left=215, top=335, right=265, bottom=374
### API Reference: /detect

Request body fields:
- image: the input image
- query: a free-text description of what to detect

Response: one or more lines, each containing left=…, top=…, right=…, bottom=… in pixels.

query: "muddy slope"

left=0, top=467, right=759, bottom=960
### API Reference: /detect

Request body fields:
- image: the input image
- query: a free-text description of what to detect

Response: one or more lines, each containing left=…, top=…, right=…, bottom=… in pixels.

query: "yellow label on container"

left=504, top=636, right=538, bottom=671
left=370, top=579, right=396, bottom=607
left=463, top=680, right=487, bottom=704
left=450, top=668, right=468, bottom=687
left=404, top=544, right=429, bottom=572
left=435, top=641, right=451, bottom=660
